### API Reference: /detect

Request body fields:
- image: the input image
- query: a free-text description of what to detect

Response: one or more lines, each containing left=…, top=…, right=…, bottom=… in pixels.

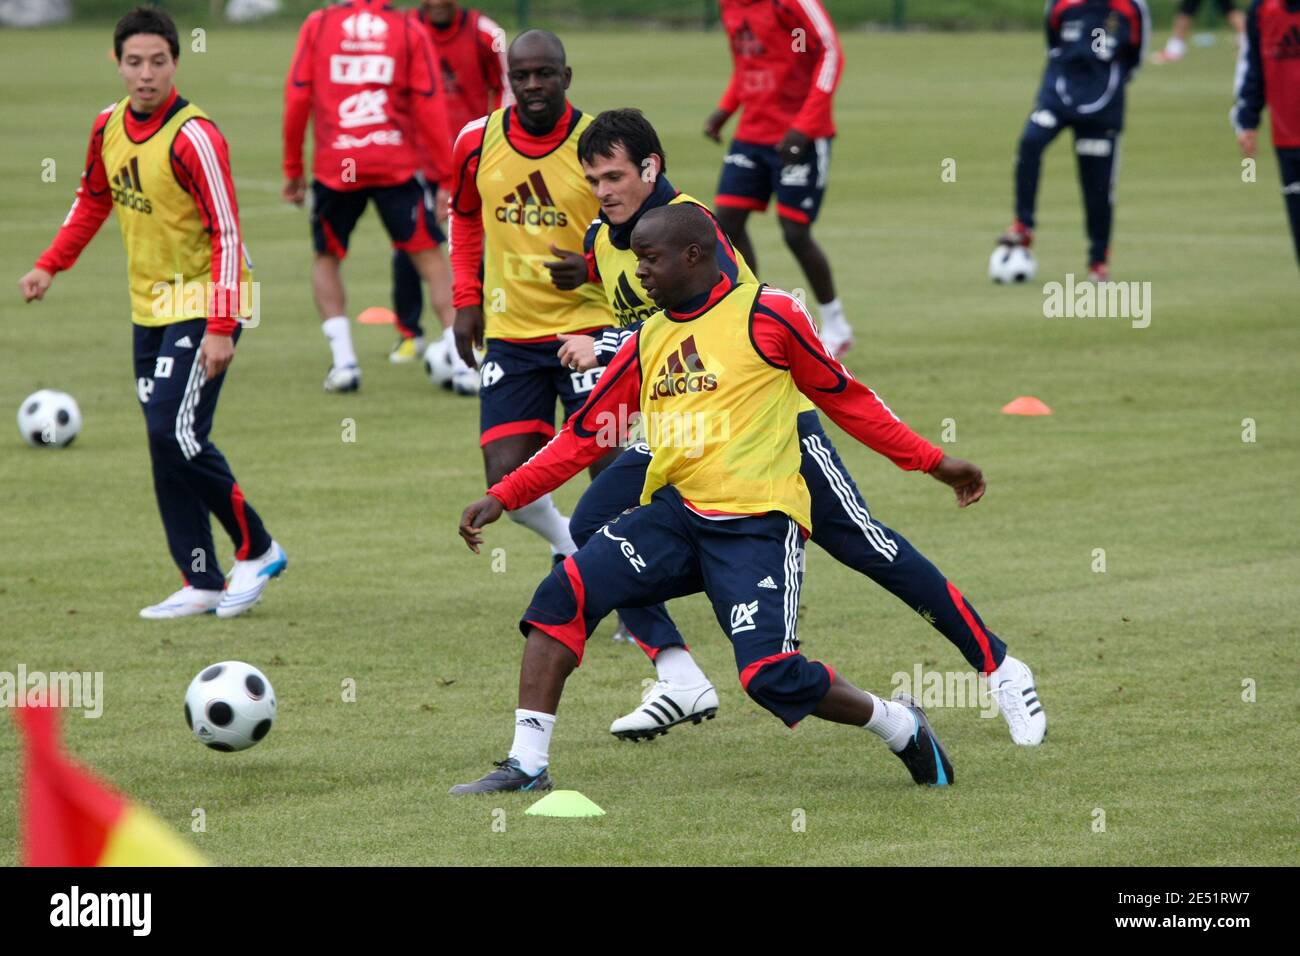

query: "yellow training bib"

left=100, top=96, right=251, bottom=325
left=636, top=282, right=810, bottom=531
left=477, top=108, right=611, bottom=339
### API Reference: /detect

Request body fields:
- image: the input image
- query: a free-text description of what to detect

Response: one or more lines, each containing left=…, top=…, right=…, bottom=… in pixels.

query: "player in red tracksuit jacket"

left=389, top=0, right=513, bottom=370
left=702, top=0, right=852, bottom=358
left=1232, top=0, right=1300, bottom=267
left=282, top=0, right=455, bottom=392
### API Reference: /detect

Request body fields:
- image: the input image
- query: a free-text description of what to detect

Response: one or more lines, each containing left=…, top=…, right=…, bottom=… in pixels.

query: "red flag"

left=15, top=703, right=204, bottom=866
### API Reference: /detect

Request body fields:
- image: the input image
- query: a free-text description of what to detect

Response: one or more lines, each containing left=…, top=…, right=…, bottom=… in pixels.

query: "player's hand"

left=929, top=454, right=986, bottom=508
left=282, top=176, right=307, bottom=207
left=1237, top=129, right=1258, bottom=158
left=703, top=108, right=729, bottom=143
left=20, top=268, right=53, bottom=302
left=459, top=494, right=505, bottom=553
left=543, top=244, right=587, bottom=290
left=198, top=334, right=235, bottom=379
left=453, top=305, right=484, bottom=369
left=435, top=188, right=450, bottom=225
left=557, top=333, right=598, bottom=372
left=777, top=129, right=812, bottom=166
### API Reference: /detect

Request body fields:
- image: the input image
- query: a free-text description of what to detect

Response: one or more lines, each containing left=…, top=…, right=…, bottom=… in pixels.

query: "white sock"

left=509, top=708, right=554, bottom=775
left=654, top=646, right=709, bottom=686
left=1165, top=37, right=1186, bottom=58
left=507, top=494, right=577, bottom=555
left=864, top=694, right=916, bottom=753
left=322, top=316, right=357, bottom=368
left=818, top=297, right=849, bottom=332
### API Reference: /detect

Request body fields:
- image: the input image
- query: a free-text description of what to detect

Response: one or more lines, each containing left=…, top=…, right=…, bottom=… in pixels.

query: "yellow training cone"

left=525, top=790, right=606, bottom=818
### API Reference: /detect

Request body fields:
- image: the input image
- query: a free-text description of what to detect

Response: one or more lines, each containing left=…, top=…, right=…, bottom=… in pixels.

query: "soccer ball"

left=184, top=661, right=277, bottom=752
left=422, top=339, right=456, bottom=389
left=452, top=367, right=480, bottom=396
left=17, top=389, right=81, bottom=448
left=988, top=244, right=1038, bottom=284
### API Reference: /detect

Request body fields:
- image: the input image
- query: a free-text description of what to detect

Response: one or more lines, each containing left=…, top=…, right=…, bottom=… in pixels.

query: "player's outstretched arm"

left=459, top=495, right=505, bottom=553
left=24, top=108, right=114, bottom=297
left=449, top=120, right=489, bottom=365
left=19, top=268, right=54, bottom=302
left=460, top=335, right=643, bottom=551
left=1231, top=1, right=1266, bottom=157
left=928, top=455, right=986, bottom=508
left=752, top=288, right=984, bottom=507
left=282, top=10, right=319, bottom=205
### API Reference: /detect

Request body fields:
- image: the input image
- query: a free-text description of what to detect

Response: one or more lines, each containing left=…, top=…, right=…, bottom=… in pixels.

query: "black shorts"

left=477, top=337, right=606, bottom=446
left=310, top=177, right=444, bottom=259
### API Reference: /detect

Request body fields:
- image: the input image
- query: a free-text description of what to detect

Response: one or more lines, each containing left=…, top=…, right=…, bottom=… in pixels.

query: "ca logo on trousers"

left=730, top=601, right=758, bottom=635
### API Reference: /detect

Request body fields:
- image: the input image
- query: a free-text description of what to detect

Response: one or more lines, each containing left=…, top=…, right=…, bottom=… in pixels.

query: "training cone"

left=524, top=790, right=606, bottom=818
left=357, top=306, right=397, bottom=326
left=1001, top=396, right=1052, bottom=416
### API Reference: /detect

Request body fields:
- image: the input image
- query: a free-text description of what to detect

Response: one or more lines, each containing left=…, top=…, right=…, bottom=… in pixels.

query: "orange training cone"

left=1001, top=396, right=1052, bottom=416
left=357, top=307, right=397, bottom=326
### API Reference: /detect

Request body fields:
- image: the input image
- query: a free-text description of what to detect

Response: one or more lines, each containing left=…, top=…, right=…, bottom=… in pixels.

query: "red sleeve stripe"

left=180, top=122, right=240, bottom=290
left=795, top=0, right=840, bottom=92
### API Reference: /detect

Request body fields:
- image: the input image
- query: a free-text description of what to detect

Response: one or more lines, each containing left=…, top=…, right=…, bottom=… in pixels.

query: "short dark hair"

left=114, top=5, right=180, bottom=61
left=578, top=108, right=668, bottom=175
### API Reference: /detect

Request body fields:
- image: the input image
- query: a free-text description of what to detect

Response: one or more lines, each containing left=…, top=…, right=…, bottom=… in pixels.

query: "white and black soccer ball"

left=988, top=244, right=1038, bottom=284
left=422, top=339, right=456, bottom=389
left=184, top=661, right=277, bottom=752
left=17, top=389, right=81, bottom=448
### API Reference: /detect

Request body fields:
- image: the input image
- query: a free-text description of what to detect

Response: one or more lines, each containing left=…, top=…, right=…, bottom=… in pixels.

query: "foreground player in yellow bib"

left=545, top=109, right=1048, bottom=748
left=19, top=7, right=284, bottom=619
left=453, top=203, right=986, bottom=793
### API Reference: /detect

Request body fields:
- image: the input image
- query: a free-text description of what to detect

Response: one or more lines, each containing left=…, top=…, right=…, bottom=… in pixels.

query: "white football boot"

left=323, top=364, right=361, bottom=393
left=610, top=679, right=719, bottom=741
left=988, top=654, right=1046, bottom=745
left=139, top=586, right=222, bottom=620
left=216, top=540, right=287, bottom=619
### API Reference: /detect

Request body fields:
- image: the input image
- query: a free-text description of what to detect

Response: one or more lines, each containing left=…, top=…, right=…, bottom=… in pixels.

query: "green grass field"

left=1, top=25, right=1297, bottom=867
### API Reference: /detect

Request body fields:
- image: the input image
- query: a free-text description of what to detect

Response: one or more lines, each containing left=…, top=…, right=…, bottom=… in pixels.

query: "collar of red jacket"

left=126, top=86, right=180, bottom=137
left=504, top=101, right=576, bottom=155
left=665, top=272, right=736, bottom=322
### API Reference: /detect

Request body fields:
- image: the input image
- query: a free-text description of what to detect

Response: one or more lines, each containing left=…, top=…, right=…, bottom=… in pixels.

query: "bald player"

left=448, top=30, right=617, bottom=563
left=547, top=108, right=1046, bottom=748
left=450, top=203, right=989, bottom=794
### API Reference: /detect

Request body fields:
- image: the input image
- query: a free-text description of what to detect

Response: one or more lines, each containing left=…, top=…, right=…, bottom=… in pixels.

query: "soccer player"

left=1231, top=0, right=1300, bottom=267
left=452, top=204, right=982, bottom=794
left=995, top=0, right=1151, bottom=281
left=283, top=0, right=456, bottom=392
left=388, top=0, right=511, bottom=375
left=1151, top=0, right=1244, bottom=64
left=702, top=0, right=853, bottom=357
left=18, top=6, right=284, bottom=620
left=547, top=109, right=1046, bottom=746
left=449, top=30, right=618, bottom=561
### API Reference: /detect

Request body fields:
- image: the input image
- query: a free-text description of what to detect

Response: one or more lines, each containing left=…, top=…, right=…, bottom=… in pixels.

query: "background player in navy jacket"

left=996, top=0, right=1151, bottom=280
left=1231, top=0, right=1300, bottom=267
